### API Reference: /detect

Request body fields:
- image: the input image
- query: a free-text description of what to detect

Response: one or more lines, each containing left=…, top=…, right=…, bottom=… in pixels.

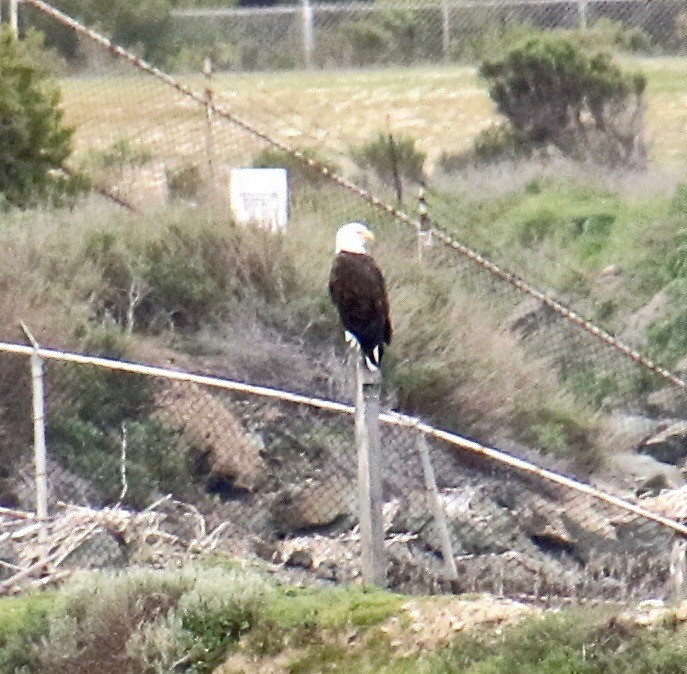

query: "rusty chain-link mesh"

left=171, top=0, right=687, bottom=71
left=0, top=348, right=682, bottom=603
left=2, top=0, right=687, bottom=603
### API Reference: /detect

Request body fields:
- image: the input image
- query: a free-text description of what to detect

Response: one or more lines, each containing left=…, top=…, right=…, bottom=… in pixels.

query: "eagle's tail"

left=362, top=344, right=383, bottom=371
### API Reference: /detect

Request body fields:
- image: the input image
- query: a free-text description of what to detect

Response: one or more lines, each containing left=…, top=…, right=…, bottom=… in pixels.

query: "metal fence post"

left=417, top=186, right=432, bottom=261
left=355, top=354, right=385, bottom=586
left=416, top=432, right=458, bottom=579
left=9, top=0, right=18, bottom=37
left=441, top=0, right=450, bottom=63
left=301, top=0, right=314, bottom=69
left=21, top=325, right=48, bottom=532
left=578, top=0, right=588, bottom=30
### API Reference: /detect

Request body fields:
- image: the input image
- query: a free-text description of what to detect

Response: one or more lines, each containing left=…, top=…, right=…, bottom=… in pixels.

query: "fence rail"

left=1, top=339, right=687, bottom=601
left=4, top=0, right=687, bottom=602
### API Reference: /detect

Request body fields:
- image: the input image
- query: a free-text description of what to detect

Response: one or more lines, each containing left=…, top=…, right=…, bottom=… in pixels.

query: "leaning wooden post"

left=355, top=353, right=386, bottom=586
left=416, top=432, right=458, bottom=579
left=21, top=324, right=48, bottom=538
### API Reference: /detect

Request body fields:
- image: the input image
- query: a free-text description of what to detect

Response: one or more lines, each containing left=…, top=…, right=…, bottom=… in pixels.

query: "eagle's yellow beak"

left=363, top=230, right=375, bottom=244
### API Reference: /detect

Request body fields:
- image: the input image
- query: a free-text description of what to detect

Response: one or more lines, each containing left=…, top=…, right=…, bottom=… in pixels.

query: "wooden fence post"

left=355, top=353, right=386, bottom=586
left=416, top=432, right=458, bottom=579
left=203, top=57, right=216, bottom=191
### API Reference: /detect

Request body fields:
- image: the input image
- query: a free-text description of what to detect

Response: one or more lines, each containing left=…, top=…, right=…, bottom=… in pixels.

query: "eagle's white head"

left=335, top=222, right=375, bottom=255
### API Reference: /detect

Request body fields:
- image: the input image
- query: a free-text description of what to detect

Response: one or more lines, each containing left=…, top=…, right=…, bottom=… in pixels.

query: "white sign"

left=230, top=168, right=288, bottom=233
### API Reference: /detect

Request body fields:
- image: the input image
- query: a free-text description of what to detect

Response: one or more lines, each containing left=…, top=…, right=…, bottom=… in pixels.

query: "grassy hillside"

left=2, top=161, right=687, bottom=469
left=2, top=565, right=687, bottom=673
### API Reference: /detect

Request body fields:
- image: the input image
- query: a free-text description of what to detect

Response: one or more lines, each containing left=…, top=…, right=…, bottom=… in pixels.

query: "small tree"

left=480, top=37, right=647, bottom=167
left=352, top=133, right=426, bottom=201
left=0, top=29, right=77, bottom=207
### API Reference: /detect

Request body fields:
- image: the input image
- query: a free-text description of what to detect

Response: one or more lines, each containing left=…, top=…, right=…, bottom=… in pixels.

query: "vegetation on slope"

left=2, top=566, right=687, bottom=673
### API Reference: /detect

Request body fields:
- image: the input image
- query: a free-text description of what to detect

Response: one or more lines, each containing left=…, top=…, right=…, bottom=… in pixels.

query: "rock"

left=391, top=488, right=539, bottom=559
left=253, top=538, right=280, bottom=563
left=645, top=388, right=687, bottom=419
left=607, top=452, right=685, bottom=494
left=314, top=560, right=339, bottom=581
left=0, top=541, right=18, bottom=581
left=60, top=529, right=127, bottom=570
left=154, top=381, right=266, bottom=493
left=600, top=414, right=658, bottom=453
left=271, top=475, right=356, bottom=534
left=285, top=548, right=314, bottom=569
left=516, top=499, right=575, bottom=548
left=155, top=500, right=203, bottom=542
left=10, top=457, right=99, bottom=510
left=639, top=422, right=687, bottom=466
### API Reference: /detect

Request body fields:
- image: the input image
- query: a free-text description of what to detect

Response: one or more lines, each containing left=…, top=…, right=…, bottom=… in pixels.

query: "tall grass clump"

left=82, top=212, right=303, bottom=334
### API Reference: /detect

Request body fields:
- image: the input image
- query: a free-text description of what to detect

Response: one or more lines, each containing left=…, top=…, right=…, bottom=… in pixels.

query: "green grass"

left=5, top=572, right=687, bottom=673
left=268, top=585, right=405, bottom=629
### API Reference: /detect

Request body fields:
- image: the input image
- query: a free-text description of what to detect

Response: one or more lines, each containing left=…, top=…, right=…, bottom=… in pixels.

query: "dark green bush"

left=89, top=137, right=152, bottom=170
left=352, top=133, right=426, bottom=199
left=166, top=162, right=204, bottom=201
left=27, top=0, right=174, bottom=65
left=0, top=29, right=81, bottom=207
left=480, top=36, right=648, bottom=167
left=50, top=416, right=198, bottom=507
left=340, top=9, right=431, bottom=66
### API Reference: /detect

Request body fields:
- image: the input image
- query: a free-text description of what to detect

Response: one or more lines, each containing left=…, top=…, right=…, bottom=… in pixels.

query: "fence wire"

left=1, top=344, right=687, bottom=603
left=172, top=0, right=687, bottom=71
left=4, top=0, right=687, bottom=603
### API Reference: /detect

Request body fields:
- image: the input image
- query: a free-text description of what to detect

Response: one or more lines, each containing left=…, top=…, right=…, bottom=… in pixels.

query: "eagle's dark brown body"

left=328, top=251, right=392, bottom=368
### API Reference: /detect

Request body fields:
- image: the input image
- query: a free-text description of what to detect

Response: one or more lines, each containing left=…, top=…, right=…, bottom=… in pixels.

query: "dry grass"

left=59, top=59, right=687, bottom=182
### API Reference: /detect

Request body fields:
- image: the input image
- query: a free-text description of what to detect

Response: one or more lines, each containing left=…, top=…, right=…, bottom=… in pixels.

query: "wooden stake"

left=355, top=352, right=385, bottom=586
left=416, top=432, right=457, bottom=580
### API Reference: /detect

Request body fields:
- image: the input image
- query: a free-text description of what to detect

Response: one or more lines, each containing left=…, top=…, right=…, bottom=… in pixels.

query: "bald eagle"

left=328, top=222, right=392, bottom=370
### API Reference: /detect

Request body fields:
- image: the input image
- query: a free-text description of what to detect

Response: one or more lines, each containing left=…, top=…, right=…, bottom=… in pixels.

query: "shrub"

left=340, top=10, right=430, bottom=67
left=89, top=137, right=153, bottom=170
left=0, top=29, right=80, bottom=207
left=27, top=0, right=174, bottom=65
left=439, top=123, right=529, bottom=170
left=84, top=221, right=301, bottom=334
left=352, top=133, right=426, bottom=200
left=480, top=36, right=648, bottom=167
left=0, top=593, right=55, bottom=672
left=32, top=567, right=271, bottom=674
left=166, top=162, right=204, bottom=202
left=50, top=417, right=199, bottom=507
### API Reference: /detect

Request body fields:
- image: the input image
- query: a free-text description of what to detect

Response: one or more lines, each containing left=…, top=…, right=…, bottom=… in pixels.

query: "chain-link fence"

left=170, top=0, right=687, bottom=71
left=3, top=342, right=687, bottom=602
left=3, top=0, right=687, bottom=603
